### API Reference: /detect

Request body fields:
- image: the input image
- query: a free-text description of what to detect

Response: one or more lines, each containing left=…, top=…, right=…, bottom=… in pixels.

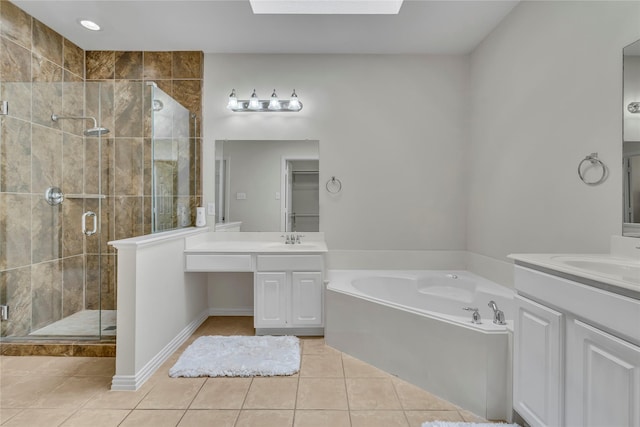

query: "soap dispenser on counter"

left=196, top=207, right=206, bottom=227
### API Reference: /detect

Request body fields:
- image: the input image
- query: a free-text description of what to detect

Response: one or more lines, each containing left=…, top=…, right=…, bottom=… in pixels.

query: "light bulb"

left=288, top=89, right=301, bottom=111
left=226, top=89, right=238, bottom=110
left=248, top=89, right=261, bottom=110
left=268, top=89, right=281, bottom=110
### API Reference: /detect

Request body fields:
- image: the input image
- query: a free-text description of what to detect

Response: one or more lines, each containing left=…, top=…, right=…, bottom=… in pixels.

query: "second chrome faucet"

left=488, top=300, right=506, bottom=325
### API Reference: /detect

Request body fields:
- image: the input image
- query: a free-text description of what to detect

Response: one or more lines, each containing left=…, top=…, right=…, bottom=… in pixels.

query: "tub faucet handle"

left=463, top=307, right=482, bottom=324
left=488, top=300, right=506, bottom=325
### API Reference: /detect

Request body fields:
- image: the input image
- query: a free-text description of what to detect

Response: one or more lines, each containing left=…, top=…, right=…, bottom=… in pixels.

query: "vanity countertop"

left=509, top=253, right=640, bottom=299
left=184, top=231, right=328, bottom=254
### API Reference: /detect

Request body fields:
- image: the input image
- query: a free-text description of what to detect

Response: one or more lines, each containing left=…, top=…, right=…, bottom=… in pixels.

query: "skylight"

left=250, top=0, right=404, bottom=15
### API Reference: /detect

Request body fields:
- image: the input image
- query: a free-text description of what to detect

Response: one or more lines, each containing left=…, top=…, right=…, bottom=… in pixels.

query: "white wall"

left=202, top=2, right=640, bottom=296
left=468, top=1, right=640, bottom=271
left=111, top=229, right=209, bottom=390
left=208, top=272, right=254, bottom=315
left=203, top=54, right=470, bottom=251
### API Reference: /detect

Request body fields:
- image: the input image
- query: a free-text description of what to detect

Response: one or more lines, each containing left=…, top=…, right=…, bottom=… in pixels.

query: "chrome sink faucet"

left=488, top=300, right=506, bottom=325
left=282, top=233, right=293, bottom=244
left=281, top=233, right=304, bottom=244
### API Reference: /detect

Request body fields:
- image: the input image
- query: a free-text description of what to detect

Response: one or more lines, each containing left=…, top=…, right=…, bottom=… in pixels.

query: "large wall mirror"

left=215, top=140, right=319, bottom=232
left=623, top=39, right=640, bottom=236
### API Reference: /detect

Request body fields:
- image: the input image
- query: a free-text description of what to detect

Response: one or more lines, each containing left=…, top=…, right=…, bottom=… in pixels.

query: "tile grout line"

left=115, top=409, right=134, bottom=427
left=57, top=407, right=79, bottom=427
left=240, top=377, right=256, bottom=411
left=389, top=375, right=412, bottom=427
left=0, top=407, right=24, bottom=426
left=291, top=338, right=302, bottom=427
left=339, top=350, right=353, bottom=426
left=177, top=376, right=209, bottom=426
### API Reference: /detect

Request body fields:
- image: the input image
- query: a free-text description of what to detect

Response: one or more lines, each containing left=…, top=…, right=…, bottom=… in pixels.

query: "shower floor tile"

left=29, top=310, right=117, bottom=337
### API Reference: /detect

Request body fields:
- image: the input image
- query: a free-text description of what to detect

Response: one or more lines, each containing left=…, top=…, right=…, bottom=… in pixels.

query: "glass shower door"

left=0, top=80, right=111, bottom=340
left=150, top=83, right=198, bottom=232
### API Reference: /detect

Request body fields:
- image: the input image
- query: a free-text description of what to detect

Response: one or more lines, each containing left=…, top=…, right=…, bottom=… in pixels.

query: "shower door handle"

left=82, top=211, right=97, bottom=236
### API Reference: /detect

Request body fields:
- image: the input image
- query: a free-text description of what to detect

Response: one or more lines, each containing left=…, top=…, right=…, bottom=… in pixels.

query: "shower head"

left=51, top=114, right=110, bottom=136
left=83, top=126, right=110, bottom=137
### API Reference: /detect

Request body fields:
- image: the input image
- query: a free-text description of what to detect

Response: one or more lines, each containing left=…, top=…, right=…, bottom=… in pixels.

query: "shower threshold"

left=29, top=310, right=116, bottom=337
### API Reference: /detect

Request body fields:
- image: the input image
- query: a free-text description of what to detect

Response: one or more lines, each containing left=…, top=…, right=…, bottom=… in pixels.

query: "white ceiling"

left=13, top=0, right=519, bottom=54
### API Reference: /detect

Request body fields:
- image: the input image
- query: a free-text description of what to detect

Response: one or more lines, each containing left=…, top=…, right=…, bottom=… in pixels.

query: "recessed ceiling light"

left=250, top=0, right=404, bottom=14
left=79, top=19, right=101, bottom=31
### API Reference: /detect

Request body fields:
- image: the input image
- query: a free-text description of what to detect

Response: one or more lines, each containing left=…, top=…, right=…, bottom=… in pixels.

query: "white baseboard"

left=209, top=307, right=253, bottom=316
left=110, top=309, right=209, bottom=391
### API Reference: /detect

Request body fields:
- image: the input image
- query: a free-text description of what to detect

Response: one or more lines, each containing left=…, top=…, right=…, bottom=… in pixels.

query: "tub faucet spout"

left=488, top=300, right=506, bottom=325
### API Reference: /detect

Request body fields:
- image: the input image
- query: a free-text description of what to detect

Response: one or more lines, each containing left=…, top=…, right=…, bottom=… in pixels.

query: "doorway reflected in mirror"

left=215, top=140, right=319, bottom=232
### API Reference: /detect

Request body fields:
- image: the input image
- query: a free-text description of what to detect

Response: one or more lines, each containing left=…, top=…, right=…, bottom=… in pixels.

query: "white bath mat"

left=169, top=335, right=301, bottom=378
left=422, top=423, right=520, bottom=427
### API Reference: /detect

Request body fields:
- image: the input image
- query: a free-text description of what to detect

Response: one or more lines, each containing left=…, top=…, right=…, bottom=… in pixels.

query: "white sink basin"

left=550, top=256, right=640, bottom=280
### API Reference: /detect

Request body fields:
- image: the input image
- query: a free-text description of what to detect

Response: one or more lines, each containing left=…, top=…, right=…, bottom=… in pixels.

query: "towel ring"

left=326, top=176, right=342, bottom=194
left=578, top=153, right=606, bottom=185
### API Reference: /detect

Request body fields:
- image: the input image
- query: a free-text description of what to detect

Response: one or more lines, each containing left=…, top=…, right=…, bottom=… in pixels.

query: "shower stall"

left=0, top=79, right=199, bottom=343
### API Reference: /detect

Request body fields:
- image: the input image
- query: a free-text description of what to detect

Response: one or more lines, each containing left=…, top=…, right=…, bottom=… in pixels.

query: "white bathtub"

left=325, top=270, right=514, bottom=421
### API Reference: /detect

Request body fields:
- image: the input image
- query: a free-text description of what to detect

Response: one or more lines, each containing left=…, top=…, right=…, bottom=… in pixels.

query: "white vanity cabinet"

left=254, top=255, right=324, bottom=334
left=255, top=272, right=287, bottom=327
left=565, top=319, right=640, bottom=427
left=183, top=233, right=328, bottom=336
left=513, top=264, right=640, bottom=427
left=513, top=295, right=564, bottom=427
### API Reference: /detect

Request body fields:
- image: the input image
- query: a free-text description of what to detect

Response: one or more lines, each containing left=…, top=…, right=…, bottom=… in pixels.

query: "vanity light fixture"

left=268, top=89, right=281, bottom=110
left=288, top=89, right=301, bottom=111
left=629, top=102, right=640, bottom=114
left=79, top=19, right=101, bottom=31
left=248, top=89, right=261, bottom=110
left=226, top=89, right=238, bottom=110
left=226, top=89, right=303, bottom=112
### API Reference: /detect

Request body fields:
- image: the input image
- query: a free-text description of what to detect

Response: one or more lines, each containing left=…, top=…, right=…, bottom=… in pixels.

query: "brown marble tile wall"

left=85, top=50, right=203, bottom=124
left=0, top=266, right=31, bottom=337
left=31, top=260, right=63, bottom=330
left=86, top=49, right=203, bottom=235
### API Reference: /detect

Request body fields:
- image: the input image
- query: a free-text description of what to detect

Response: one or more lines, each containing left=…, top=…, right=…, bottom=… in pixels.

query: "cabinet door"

left=291, top=272, right=323, bottom=327
left=565, top=319, right=640, bottom=427
left=513, top=295, right=564, bottom=427
left=255, top=272, right=287, bottom=328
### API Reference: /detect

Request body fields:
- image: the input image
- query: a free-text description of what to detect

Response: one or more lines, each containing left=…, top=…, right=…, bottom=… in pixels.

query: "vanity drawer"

left=515, top=265, right=640, bottom=345
left=185, top=254, right=254, bottom=272
left=257, top=255, right=323, bottom=272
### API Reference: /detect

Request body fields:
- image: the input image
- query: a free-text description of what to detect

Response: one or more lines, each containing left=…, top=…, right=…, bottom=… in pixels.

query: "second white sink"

left=264, top=242, right=324, bottom=251
left=550, top=255, right=640, bottom=280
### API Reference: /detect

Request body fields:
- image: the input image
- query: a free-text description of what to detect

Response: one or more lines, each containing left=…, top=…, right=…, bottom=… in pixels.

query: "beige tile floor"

left=0, top=317, right=486, bottom=426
